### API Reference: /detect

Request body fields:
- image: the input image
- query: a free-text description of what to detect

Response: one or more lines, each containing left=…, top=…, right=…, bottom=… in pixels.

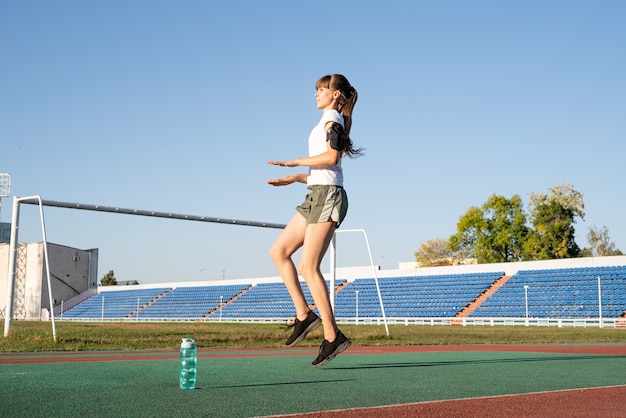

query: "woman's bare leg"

left=269, top=213, right=310, bottom=320
left=299, top=221, right=338, bottom=342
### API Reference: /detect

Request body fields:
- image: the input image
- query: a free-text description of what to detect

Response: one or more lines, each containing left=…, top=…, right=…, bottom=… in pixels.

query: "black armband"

left=327, top=122, right=345, bottom=151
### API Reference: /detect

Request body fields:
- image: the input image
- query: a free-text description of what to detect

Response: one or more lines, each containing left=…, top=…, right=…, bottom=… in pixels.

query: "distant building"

left=0, top=242, right=98, bottom=320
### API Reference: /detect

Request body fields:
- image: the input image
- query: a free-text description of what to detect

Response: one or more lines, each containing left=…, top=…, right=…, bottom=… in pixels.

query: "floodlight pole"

left=3, top=197, right=20, bottom=338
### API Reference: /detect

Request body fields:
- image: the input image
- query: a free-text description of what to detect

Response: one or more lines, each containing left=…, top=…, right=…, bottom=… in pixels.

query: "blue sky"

left=2, top=1, right=625, bottom=283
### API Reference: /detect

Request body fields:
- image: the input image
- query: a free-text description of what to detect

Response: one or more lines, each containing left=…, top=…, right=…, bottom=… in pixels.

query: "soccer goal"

left=3, top=196, right=389, bottom=341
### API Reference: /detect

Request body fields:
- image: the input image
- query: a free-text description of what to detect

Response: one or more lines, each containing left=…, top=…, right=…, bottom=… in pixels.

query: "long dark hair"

left=315, top=74, right=364, bottom=158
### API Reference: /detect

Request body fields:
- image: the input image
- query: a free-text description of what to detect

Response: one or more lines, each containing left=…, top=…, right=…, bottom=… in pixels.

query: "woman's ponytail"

left=328, top=74, right=364, bottom=158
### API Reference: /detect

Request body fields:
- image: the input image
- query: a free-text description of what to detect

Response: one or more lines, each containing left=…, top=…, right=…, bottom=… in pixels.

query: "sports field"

left=2, top=343, right=625, bottom=417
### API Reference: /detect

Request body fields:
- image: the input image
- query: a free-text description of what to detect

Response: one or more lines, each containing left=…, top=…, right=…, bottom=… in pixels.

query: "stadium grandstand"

left=52, top=256, right=626, bottom=328
left=2, top=198, right=624, bottom=329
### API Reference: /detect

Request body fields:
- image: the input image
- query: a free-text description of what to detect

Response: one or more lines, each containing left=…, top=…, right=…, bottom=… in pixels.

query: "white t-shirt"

left=307, top=109, right=344, bottom=188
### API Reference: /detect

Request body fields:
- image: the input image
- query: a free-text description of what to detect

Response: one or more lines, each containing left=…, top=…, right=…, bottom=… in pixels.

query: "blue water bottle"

left=179, top=338, right=197, bottom=390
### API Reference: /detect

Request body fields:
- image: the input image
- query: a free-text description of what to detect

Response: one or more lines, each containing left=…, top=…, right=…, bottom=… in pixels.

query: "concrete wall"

left=0, top=242, right=98, bottom=319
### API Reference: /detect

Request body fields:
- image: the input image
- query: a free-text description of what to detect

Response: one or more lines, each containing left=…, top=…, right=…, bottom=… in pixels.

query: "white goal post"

left=3, top=196, right=389, bottom=340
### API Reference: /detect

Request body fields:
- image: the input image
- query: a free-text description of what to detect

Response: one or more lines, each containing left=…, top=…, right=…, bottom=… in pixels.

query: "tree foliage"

left=100, top=270, right=117, bottom=286
left=417, top=183, right=622, bottom=265
left=448, top=194, right=529, bottom=263
left=414, top=238, right=456, bottom=267
left=524, top=199, right=580, bottom=259
left=524, top=183, right=584, bottom=259
left=581, top=225, right=624, bottom=257
left=528, top=183, right=585, bottom=219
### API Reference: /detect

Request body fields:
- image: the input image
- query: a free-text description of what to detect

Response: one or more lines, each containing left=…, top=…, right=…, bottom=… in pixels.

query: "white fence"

left=54, top=316, right=626, bottom=329
left=341, top=317, right=624, bottom=328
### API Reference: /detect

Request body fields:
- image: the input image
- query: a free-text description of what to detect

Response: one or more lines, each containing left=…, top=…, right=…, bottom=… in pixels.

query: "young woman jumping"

left=267, top=74, right=363, bottom=367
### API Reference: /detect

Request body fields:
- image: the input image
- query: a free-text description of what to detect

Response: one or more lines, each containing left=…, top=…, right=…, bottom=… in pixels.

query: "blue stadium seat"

left=58, top=265, right=626, bottom=322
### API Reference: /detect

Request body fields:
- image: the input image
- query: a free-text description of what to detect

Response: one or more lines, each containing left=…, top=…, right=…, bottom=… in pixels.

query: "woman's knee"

left=270, top=242, right=293, bottom=264
left=269, top=243, right=282, bottom=263
left=298, top=259, right=319, bottom=278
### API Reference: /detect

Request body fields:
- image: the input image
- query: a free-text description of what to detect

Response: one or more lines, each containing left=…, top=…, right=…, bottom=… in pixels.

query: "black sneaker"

left=311, top=331, right=351, bottom=367
left=285, top=311, right=321, bottom=347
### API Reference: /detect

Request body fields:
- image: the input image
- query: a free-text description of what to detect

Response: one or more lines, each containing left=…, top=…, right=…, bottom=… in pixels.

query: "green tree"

left=448, top=194, right=529, bottom=263
left=524, top=200, right=580, bottom=259
left=414, top=238, right=456, bottom=267
left=580, top=225, right=623, bottom=257
left=415, top=183, right=608, bottom=265
left=100, top=270, right=117, bottom=286
left=524, top=183, right=584, bottom=260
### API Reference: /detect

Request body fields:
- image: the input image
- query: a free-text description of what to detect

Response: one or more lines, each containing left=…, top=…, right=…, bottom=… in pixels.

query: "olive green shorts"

left=296, top=185, right=348, bottom=227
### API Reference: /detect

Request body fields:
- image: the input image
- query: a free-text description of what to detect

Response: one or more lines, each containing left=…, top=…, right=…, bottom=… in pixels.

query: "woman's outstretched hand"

left=266, top=176, right=296, bottom=186
left=267, top=159, right=299, bottom=167
left=267, top=161, right=306, bottom=186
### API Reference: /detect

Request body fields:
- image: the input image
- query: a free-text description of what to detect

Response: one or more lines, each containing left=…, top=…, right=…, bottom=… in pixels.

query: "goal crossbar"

left=20, top=198, right=288, bottom=229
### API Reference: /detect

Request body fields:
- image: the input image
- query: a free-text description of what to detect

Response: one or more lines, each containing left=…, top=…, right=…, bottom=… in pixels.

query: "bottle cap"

left=181, top=338, right=196, bottom=349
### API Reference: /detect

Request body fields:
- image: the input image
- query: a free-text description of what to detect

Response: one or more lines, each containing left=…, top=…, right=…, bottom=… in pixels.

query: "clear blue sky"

left=2, top=1, right=625, bottom=283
